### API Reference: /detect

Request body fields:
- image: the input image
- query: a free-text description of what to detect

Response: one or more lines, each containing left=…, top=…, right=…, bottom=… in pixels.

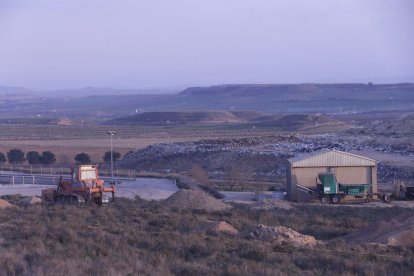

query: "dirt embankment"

left=106, top=110, right=346, bottom=131
left=342, top=215, right=414, bottom=246
left=250, top=113, right=345, bottom=130
left=361, top=113, right=414, bottom=137
left=106, top=111, right=265, bottom=126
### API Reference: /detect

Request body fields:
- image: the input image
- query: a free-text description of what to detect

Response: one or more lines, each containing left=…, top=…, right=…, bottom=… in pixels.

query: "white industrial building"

left=287, top=150, right=377, bottom=201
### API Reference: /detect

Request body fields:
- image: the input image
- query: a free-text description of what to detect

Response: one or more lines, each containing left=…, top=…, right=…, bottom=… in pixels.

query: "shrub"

left=103, top=151, right=121, bottom=163
left=26, top=151, right=41, bottom=165
left=7, top=149, right=25, bottom=164
left=40, top=151, right=56, bottom=165
left=74, top=153, right=91, bottom=164
left=0, top=152, right=6, bottom=164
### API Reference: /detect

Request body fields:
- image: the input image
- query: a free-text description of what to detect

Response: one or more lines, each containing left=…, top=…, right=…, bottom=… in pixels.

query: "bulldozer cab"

left=73, top=165, right=99, bottom=182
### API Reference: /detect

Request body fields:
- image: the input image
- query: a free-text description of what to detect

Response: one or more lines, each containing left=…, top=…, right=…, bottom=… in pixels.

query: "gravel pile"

left=249, top=224, right=317, bottom=247
left=163, top=189, right=230, bottom=211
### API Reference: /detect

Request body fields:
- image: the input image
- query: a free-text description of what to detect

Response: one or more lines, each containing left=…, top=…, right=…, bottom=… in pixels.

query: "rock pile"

left=250, top=224, right=317, bottom=247
left=164, top=189, right=231, bottom=212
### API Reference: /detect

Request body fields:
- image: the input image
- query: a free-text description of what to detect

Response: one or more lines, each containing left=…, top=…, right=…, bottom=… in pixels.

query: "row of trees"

left=73, top=151, right=122, bottom=165
left=0, top=150, right=56, bottom=165
left=0, top=149, right=122, bottom=165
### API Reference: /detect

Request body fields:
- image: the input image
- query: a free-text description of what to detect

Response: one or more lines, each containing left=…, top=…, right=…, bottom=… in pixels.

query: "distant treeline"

left=0, top=149, right=123, bottom=166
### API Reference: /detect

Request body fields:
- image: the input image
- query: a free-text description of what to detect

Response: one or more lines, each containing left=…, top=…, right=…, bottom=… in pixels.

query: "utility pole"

left=107, top=131, right=117, bottom=185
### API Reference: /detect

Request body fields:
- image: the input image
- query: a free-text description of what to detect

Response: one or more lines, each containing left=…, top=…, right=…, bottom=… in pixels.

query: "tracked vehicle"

left=42, top=165, right=115, bottom=205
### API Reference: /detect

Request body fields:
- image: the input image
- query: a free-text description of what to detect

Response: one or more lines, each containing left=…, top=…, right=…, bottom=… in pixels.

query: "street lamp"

left=107, top=131, right=117, bottom=184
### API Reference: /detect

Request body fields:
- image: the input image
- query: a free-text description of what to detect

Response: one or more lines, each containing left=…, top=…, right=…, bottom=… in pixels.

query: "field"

left=0, top=196, right=413, bottom=275
left=0, top=113, right=347, bottom=165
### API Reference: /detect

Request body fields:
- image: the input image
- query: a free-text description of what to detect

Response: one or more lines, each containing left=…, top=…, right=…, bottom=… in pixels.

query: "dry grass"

left=0, top=195, right=413, bottom=275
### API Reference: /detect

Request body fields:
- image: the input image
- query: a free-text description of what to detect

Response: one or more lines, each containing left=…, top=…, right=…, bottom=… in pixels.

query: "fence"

left=0, top=164, right=137, bottom=179
left=0, top=170, right=137, bottom=186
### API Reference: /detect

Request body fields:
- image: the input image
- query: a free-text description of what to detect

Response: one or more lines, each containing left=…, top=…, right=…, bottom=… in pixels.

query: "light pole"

left=107, top=131, right=117, bottom=184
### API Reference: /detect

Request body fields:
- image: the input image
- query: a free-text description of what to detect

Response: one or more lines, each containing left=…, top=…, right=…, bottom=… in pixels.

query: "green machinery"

left=296, top=172, right=372, bottom=204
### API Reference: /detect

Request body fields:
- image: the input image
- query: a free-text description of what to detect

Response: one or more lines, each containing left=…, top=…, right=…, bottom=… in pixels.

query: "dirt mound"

left=199, top=221, right=239, bottom=235
left=17, top=196, right=42, bottom=206
left=55, top=118, right=73, bottom=126
left=164, top=189, right=230, bottom=211
left=0, top=199, right=13, bottom=209
left=342, top=216, right=414, bottom=246
left=363, top=113, right=414, bottom=137
left=249, top=224, right=317, bottom=247
left=229, top=111, right=265, bottom=121
left=252, top=199, right=293, bottom=210
left=250, top=113, right=343, bottom=130
left=107, top=111, right=246, bottom=125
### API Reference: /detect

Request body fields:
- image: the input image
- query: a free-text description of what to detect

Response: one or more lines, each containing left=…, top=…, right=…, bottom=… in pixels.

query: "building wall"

left=289, top=166, right=328, bottom=201
left=289, top=165, right=377, bottom=201
left=333, top=167, right=370, bottom=184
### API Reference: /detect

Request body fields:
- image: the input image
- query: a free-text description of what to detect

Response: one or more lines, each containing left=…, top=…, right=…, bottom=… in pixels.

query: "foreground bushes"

left=0, top=197, right=413, bottom=275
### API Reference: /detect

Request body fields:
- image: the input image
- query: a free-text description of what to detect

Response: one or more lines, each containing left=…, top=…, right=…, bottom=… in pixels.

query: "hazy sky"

left=0, top=0, right=413, bottom=90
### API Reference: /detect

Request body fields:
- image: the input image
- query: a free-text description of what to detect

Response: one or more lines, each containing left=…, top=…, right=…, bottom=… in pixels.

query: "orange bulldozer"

left=42, top=165, right=115, bottom=205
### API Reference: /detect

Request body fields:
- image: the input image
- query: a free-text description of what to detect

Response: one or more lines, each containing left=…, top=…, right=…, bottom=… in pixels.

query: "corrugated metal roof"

left=288, top=150, right=376, bottom=167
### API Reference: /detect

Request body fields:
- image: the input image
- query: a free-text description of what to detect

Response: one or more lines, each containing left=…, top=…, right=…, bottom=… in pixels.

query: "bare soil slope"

left=362, top=113, right=414, bottom=136
left=342, top=215, right=414, bottom=246
left=250, top=113, right=345, bottom=130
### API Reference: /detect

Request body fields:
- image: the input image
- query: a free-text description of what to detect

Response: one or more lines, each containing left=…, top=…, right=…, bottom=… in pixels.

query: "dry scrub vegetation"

left=0, top=195, right=413, bottom=275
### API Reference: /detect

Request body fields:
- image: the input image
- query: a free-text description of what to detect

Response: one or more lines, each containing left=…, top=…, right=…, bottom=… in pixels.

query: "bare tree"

left=189, top=166, right=210, bottom=186
left=227, top=167, right=244, bottom=191
left=227, top=166, right=256, bottom=191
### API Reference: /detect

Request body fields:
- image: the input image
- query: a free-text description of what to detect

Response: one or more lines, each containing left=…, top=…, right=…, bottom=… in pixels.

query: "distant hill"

left=169, top=83, right=414, bottom=114
left=47, top=87, right=178, bottom=97
left=105, top=111, right=265, bottom=126
left=0, top=86, right=39, bottom=101
left=179, top=83, right=414, bottom=101
left=1, top=83, right=414, bottom=118
left=0, top=85, right=178, bottom=98
left=0, top=117, right=74, bottom=126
